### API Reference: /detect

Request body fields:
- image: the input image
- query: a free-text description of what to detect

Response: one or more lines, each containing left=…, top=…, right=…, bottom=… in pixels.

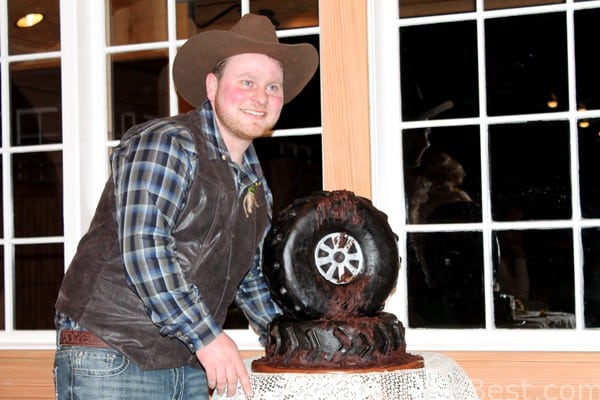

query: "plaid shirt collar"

left=198, top=100, right=265, bottom=191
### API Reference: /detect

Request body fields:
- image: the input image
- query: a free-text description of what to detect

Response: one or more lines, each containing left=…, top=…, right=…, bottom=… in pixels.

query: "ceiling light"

left=16, top=13, right=44, bottom=28
left=547, top=94, right=558, bottom=109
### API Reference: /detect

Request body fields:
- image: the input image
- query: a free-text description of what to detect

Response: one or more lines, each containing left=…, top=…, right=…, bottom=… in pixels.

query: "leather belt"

left=59, top=329, right=111, bottom=349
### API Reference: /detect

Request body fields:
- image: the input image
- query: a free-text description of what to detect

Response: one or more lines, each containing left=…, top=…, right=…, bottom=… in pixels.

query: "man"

left=54, top=13, right=318, bottom=399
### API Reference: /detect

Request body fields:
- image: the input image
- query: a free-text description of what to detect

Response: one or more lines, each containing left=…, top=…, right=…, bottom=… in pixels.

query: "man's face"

left=206, top=53, right=284, bottom=143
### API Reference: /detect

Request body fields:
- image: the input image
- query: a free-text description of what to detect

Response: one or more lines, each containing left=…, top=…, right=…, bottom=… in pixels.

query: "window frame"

left=369, top=0, right=599, bottom=352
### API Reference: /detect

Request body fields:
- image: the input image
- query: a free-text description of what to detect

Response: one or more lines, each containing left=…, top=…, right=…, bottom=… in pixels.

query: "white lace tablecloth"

left=212, top=352, right=479, bottom=400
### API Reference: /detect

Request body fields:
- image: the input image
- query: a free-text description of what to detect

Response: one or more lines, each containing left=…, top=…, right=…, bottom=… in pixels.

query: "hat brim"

left=173, top=30, right=319, bottom=107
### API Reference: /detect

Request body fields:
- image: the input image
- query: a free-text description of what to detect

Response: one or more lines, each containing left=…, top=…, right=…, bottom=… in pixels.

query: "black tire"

left=263, top=190, right=400, bottom=319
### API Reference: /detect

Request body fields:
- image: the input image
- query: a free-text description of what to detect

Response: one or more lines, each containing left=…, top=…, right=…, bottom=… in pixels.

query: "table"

left=212, top=352, right=479, bottom=400
left=511, top=311, right=576, bottom=328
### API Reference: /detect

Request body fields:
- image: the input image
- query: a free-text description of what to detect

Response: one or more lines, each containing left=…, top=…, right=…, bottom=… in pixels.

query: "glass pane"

left=575, top=8, right=600, bottom=111
left=0, top=161, right=3, bottom=239
left=250, top=0, right=319, bottom=29
left=579, top=118, right=600, bottom=218
left=486, top=13, right=568, bottom=116
left=582, top=228, right=600, bottom=328
left=494, top=229, right=575, bottom=328
left=400, top=21, right=479, bottom=120
left=407, top=231, right=485, bottom=328
left=399, top=0, right=475, bottom=18
left=0, top=247, right=3, bottom=330
left=109, top=51, right=169, bottom=140
left=489, top=121, right=571, bottom=221
left=176, top=0, right=242, bottom=40
left=274, top=35, right=321, bottom=130
left=109, top=0, right=168, bottom=45
left=8, top=0, right=60, bottom=55
left=485, top=0, right=563, bottom=11
left=13, top=151, right=64, bottom=237
left=14, top=243, right=64, bottom=329
left=254, top=134, right=323, bottom=216
left=10, top=61, right=62, bottom=146
left=404, top=125, right=481, bottom=224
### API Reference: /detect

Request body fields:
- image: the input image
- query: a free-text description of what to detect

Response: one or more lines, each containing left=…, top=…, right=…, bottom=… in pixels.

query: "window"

left=0, top=0, right=321, bottom=348
left=371, top=0, right=598, bottom=350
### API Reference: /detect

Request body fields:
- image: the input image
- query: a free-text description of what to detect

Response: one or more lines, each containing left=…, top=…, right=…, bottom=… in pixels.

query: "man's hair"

left=212, top=58, right=229, bottom=79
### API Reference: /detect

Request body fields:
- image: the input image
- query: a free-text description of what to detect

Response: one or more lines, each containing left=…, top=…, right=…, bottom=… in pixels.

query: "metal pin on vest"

left=244, top=182, right=260, bottom=217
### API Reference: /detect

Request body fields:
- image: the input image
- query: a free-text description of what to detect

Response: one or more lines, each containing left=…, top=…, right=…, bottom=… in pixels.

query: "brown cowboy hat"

left=173, top=13, right=319, bottom=107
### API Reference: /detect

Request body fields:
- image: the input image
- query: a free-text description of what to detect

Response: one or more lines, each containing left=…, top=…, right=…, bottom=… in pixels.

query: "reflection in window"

left=109, top=0, right=167, bottom=45
left=485, top=12, right=568, bottom=116
left=489, top=121, right=571, bottom=221
left=275, top=35, right=321, bottom=130
left=578, top=119, right=600, bottom=218
left=10, top=62, right=62, bottom=146
left=0, top=247, right=3, bottom=329
left=399, top=0, right=475, bottom=18
left=255, top=134, right=323, bottom=216
left=494, top=229, right=575, bottom=328
left=575, top=8, right=600, bottom=112
left=109, top=52, right=169, bottom=140
left=176, top=0, right=242, bottom=39
left=250, top=0, right=319, bottom=29
left=400, top=21, right=479, bottom=120
left=407, top=231, right=484, bottom=328
left=13, top=152, right=64, bottom=238
left=582, top=228, right=600, bottom=328
left=8, top=0, right=60, bottom=55
left=14, top=244, right=64, bottom=329
left=404, top=125, right=482, bottom=224
left=485, top=0, right=563, bottom=11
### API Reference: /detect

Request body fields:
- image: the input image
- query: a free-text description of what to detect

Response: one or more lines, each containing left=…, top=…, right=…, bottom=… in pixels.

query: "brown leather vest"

left=55, top=110, right=269, bottom=369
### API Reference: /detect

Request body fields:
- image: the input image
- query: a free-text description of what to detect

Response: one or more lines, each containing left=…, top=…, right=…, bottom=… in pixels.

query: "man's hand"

left=195, top=332, right=251, bottom=397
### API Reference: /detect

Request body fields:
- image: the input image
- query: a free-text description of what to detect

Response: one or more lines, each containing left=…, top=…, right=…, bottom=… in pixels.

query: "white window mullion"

left=61, top=0, right=109, bottom=264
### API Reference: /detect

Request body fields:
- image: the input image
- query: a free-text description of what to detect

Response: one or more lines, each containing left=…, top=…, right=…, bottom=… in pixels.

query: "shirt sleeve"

left=234, top=244, right=283, bottom=345
left=111, top=123, right=221, bottom=352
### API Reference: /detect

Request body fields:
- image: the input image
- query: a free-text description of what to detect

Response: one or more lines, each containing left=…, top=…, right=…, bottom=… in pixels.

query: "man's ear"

left=206, top=73, right=217, bottom=102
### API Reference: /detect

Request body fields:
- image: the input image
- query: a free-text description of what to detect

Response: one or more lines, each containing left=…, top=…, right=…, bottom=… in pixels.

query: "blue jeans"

left=54, top=343, right=208, bottom=400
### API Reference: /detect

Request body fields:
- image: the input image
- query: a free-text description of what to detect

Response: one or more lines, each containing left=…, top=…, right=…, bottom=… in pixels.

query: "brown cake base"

left=252, top=312, right=423, bottom=373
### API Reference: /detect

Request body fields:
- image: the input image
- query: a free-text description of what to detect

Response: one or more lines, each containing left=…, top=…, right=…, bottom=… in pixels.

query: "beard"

left=213, top=98, right=279, bottom=141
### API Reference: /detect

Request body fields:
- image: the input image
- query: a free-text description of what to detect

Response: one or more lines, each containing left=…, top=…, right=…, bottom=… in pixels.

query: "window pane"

left=250, top=0, right=318, bottom=29
left=176, top=1, right=242, bottom=40
left=13, top=151, right=64, bottom=237
left=400, top=21, right=479, bottom=120
left=274, top=35, right=321, bottom=130
left=109, top=0, right=167, bottom=45
left=485, top=0, right=564, bottom=11
left=494, top=229, right=575, bottom=328
left=486, top=13, right=568, bottom=116
left=254, top=134, right=323, bottom=216
left=582, top=228, right=600, bottom=328
left=10, top=61, right=62, bottom=146
left=489, top=121, right=571, bottom=221
left=575, top=8, right=600, bottom=111
left=399, top=0, right=475, bottom=18
left=8, top=0, right=60, bottom=55
left=404, top=125, right=481, bottom=224
left=0, top=247, right=3, bottom=329
left=579, top=118, right=600, bottom=218
left=14, top=243, right=63, bottom=330
left=407, top=231, right=485, bottom=328
left=109, top=51, right=169, bottom=140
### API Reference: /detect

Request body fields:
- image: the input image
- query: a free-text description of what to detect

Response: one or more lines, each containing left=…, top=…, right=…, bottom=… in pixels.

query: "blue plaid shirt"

left=58, top=101, right=281, bottom=351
